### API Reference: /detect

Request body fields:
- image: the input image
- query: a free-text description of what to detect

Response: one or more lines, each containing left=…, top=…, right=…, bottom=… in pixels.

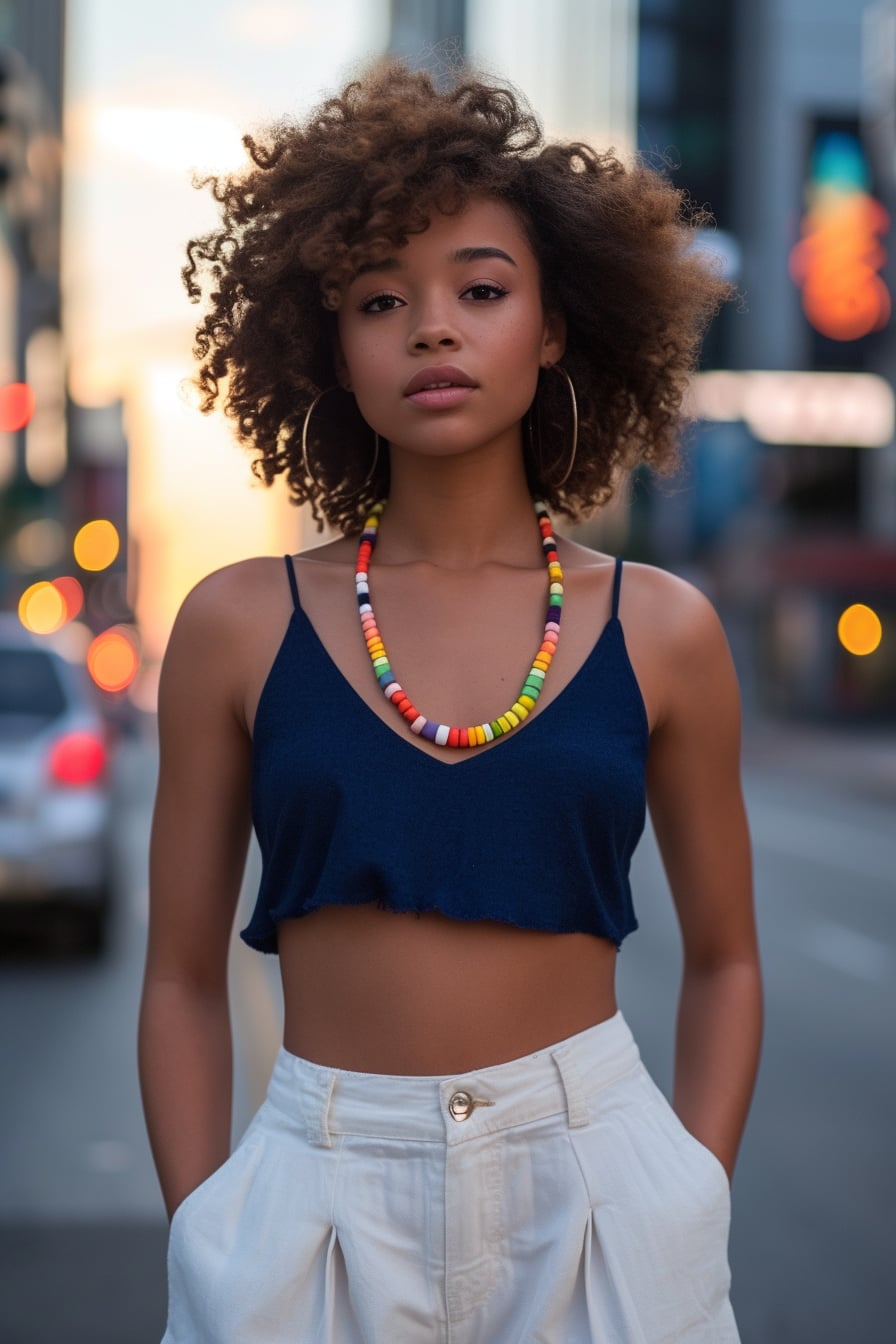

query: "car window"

left=0, top=649, right=68, bottom=719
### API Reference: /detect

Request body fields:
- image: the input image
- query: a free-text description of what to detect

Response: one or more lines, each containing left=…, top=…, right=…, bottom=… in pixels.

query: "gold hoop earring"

left=543, top=364, right=578, bottom=487
left=301, top=386, right=381, bottom=499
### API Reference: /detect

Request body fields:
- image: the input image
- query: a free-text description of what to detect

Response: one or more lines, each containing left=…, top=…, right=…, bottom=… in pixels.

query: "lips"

left=403, top=365, right=477, bottom=397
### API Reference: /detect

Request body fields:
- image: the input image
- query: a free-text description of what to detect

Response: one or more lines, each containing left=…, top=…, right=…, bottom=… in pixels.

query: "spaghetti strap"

left=611, top=556, right=623, bottom=620
left=283, top=555, right=300, bottom=610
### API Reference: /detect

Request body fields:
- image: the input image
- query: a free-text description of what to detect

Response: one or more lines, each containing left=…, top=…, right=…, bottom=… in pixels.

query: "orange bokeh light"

left=18, top=580, right=66, bottom=634
left=837, top=603, right=883, bottom=656
left=73, top=519, right=120, bottom=572
left=51, top=575, right=85, bottom=622
left=790, top=196, right=891, bottom=341
left=87, top=627, right=140, bottom=692
left=0, top=382, right=36, bottom=432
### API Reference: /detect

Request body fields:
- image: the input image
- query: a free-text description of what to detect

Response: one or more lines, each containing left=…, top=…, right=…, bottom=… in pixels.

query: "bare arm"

left=138, top=571, right=254, bottom=1220
left=645, top=579, right=763, bottom=1183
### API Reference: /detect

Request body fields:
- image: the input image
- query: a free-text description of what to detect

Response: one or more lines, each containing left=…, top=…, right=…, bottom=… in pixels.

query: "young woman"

left=139, top=59, right=761, bottom=1343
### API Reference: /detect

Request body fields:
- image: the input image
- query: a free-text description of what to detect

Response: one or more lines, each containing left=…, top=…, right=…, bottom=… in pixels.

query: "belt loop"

left=551, top=1045, right=589, bottom=1129
left=302, top=1069, right=337, bottom=1148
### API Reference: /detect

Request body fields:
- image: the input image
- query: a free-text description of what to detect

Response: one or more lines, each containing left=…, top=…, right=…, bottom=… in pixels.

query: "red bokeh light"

left=50, top=575, right=85, bottom=622
left=0, top=382, right=36, bottom=432
left=47, top=731, right=107, bottom=787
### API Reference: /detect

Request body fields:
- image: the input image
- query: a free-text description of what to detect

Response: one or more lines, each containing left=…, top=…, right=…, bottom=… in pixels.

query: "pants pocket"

left=640, top=1072, right=732, bottom=1209
left=168, top=1131, right=263, bottom=1237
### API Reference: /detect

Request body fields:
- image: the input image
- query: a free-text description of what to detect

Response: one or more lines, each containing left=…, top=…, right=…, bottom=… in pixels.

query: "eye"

left=462, top=282, right=508, bottom=302
left=359, top=291, right=404, bottom=314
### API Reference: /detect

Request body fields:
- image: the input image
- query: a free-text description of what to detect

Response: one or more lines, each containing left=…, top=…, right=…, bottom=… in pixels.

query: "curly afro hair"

left=183, top=58, right=733, bottom=534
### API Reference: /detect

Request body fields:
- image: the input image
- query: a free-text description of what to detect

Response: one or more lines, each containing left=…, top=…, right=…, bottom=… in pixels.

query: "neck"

left=375, top=441, right=543, bottom=569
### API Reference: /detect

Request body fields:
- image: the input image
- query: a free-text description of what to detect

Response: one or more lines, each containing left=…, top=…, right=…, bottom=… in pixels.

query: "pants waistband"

left=265, top=1010, right=641, bottom=1148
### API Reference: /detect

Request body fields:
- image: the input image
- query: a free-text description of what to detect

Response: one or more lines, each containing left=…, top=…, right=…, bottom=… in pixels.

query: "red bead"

left=458, top=728, right=469, bottom=748
left=447, top=727, right=460, bottom=748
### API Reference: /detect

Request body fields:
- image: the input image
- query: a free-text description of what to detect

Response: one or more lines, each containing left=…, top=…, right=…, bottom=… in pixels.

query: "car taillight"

left=47, top=731, right=107, bottom=787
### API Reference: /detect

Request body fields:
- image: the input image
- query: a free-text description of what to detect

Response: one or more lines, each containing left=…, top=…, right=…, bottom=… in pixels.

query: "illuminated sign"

left=789, top=121, right=891, bottom=345
left=686, top=370, right=894, bottom=447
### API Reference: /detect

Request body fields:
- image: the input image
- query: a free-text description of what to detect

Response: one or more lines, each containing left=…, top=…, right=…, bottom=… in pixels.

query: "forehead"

left=354, top=197, right=539, bottom=276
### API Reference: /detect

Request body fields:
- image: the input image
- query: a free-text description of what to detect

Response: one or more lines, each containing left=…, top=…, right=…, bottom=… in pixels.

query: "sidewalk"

left=742, top=712, right=896, bottom=802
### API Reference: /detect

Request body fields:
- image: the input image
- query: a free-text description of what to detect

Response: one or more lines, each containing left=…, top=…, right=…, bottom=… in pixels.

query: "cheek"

left=339, top=327, right=391, bottom=391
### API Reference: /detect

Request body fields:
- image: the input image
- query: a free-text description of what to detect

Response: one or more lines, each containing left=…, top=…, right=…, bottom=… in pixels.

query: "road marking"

left=801, top=920, right=892, bottom=982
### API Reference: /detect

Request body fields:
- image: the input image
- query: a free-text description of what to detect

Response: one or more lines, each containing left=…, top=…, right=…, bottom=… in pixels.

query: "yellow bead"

left=519, top=694, right=536, bottom=709
left=497, top=714, right=512, bottom=732
left=504, top=710, right=520, bottom=728
left=473, top=725, right=486, bottom=746
left=511, top=701, right=529, bottom=719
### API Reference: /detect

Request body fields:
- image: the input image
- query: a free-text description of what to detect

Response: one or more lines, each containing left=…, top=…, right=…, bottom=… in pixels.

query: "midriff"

left=278, top=903, right=618, bottom=1075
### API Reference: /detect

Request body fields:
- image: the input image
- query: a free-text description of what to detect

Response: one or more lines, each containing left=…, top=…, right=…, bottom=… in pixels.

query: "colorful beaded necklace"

left=355, top=500, right=563, bottom=749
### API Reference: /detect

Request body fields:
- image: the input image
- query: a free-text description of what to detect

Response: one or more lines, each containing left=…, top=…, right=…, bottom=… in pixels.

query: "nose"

left=406, top=298, right=460, bottom=353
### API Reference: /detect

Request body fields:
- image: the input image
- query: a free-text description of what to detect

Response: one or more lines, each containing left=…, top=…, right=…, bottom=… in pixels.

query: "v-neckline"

left=289, top=592, right=622, bottom=770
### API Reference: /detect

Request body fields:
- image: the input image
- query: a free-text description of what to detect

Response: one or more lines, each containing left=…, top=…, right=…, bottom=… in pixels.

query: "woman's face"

left=335, top=196, right=565, bottom=464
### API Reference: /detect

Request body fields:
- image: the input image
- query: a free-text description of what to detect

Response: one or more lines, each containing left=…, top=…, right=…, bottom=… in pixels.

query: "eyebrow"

left=355, top=246, right=518, bottom=277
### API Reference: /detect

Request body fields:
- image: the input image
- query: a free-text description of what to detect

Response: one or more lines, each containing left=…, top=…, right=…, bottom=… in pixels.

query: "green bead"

left=490, top=719, right=504, bottom=737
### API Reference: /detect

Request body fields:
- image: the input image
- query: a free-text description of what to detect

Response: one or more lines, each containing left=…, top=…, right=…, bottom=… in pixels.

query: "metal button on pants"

left=447, top=1090, right=494, bottom=1122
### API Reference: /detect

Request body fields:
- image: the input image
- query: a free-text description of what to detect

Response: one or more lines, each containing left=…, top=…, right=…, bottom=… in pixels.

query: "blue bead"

left=420, top=720, right=439, bottom=741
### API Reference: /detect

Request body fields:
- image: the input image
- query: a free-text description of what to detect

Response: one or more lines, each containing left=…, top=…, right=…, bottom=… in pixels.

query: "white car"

left=0, top=614, right=113, bottom=952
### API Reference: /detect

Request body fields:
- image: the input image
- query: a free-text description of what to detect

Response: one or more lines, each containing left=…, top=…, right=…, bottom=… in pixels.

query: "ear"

left=540, top=309, right=567, bottom=367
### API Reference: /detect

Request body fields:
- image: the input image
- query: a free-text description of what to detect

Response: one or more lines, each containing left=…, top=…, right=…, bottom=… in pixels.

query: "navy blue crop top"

left=241, top=556, right=649, bottom=953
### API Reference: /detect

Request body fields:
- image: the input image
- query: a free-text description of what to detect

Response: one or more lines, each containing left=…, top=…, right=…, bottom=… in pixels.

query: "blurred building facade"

left=390, top=0, right=894, bottom=719
left=635, top=0, right=896, bottom=718
left=0, top=0, right=65, bottom=546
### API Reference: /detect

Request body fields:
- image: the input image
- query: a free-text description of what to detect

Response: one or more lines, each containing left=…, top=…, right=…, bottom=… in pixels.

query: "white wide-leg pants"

left=163, top=1011, right=740, bottom=1342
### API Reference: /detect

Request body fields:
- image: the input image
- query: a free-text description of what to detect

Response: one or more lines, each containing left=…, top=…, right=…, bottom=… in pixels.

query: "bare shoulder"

left=619, top=560, right=728, bottom=651
left=624, top=561, right=740, bottom=739
left=173, top=556, right=292, bottom=631
left=161, top=557, right=297, bottom=731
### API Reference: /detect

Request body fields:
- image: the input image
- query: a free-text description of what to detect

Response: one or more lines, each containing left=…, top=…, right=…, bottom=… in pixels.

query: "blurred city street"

left=1, top=1, right=895, bottom=1342
left=1, top=708, right=894, bottom=1344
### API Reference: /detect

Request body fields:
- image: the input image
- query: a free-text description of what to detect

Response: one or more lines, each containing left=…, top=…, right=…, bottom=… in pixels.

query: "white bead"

left=359, top=603, right=372, bottom=614
left=482, top=723, right=494, bottom=742
left=435, top=724, right=450, bottom=746
left=530, top=667, right=546, bottom=680
left=410, top=715, right=426, bottom=735
left=549, top=582, right=563, bottom=594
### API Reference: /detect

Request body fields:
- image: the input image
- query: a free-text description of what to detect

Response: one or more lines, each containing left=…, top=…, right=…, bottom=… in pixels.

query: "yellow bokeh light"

left=87, top=627, right=140, bottom=693
left=74, top=519, right=120, bottom=572
left=837, top=603, right=883, bottom=656
left=18, top=581, right=66, bottom=634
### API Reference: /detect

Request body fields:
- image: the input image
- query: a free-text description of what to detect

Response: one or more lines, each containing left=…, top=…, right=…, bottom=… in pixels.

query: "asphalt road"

left=0, top=726, right=893, bottom=1343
